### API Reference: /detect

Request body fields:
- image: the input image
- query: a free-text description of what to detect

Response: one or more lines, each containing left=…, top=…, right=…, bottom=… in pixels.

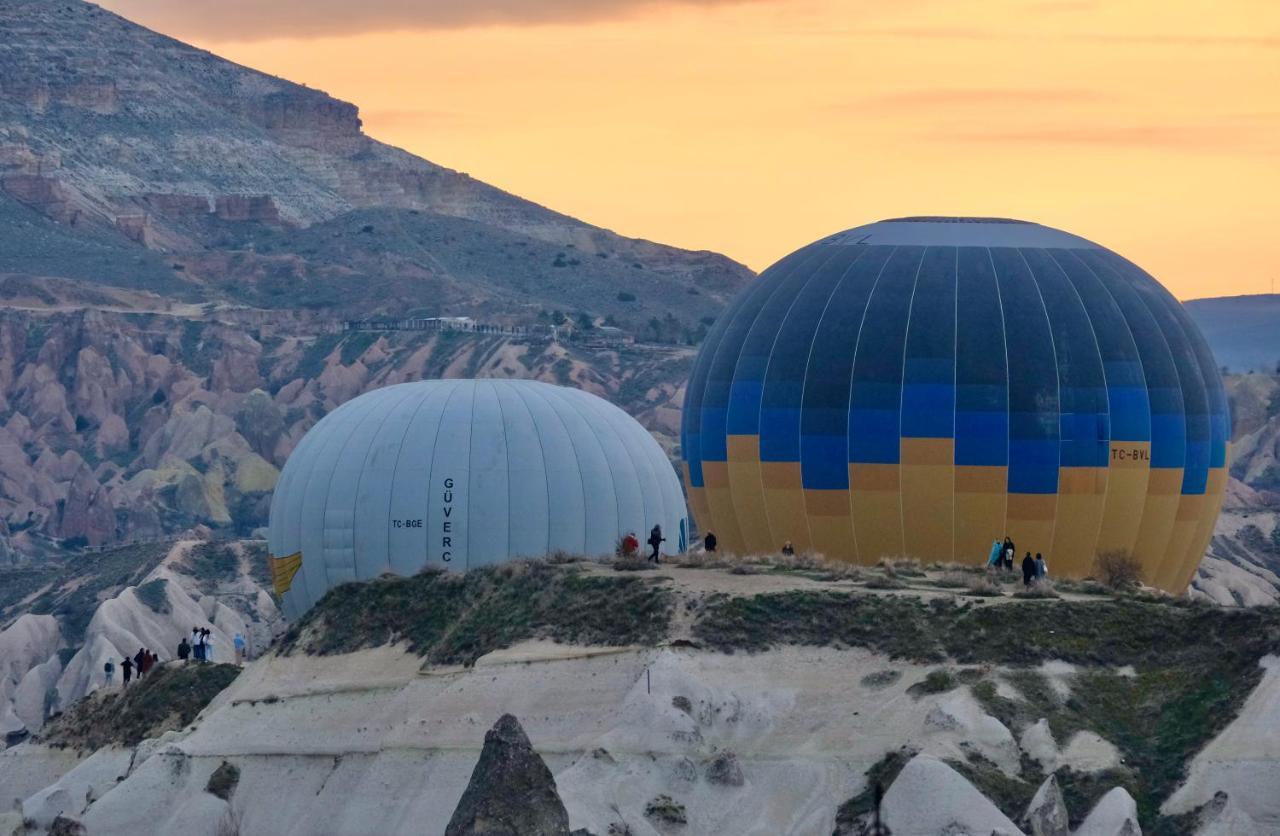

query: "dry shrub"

left=932, top=572, right=970, bottom=589
left=964, top=575, right=1003, bottom=597
left=611, top=557, right=655, bottom=572
left=1012, top=580, right=1060, bottom=599
left=1096, top=550, right=1143, bottom=590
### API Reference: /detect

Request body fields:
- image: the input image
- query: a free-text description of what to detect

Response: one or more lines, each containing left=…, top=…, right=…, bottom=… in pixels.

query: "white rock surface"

left=1077, top=786, right=1141, bottom=836
left=23, top=747, right=134, bottom=828
left=0, top=744, right=85, bottom=809
left=922, top=689, right=1021, bottom=774
left=1164, top=655, right=1280, bottom=829
left=881, top=754, right=1024, bottom=836
left=1024, top=773, right=1069, bottom=836
left=1020, top=718, right=1058, bottom=769
left=1060, top=731, right=1122, bottom=772
left=1195, top=791, right=1263, bottom=836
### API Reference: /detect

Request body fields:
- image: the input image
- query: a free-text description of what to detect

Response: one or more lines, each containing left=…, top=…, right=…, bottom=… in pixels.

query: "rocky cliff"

left=0, top=0, right=750, bottom=331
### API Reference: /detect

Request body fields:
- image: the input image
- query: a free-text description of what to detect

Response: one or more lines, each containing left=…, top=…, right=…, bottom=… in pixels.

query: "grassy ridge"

left=279, top=562, right=674, bottom=665
left=41, top=663, right=241, bottom=751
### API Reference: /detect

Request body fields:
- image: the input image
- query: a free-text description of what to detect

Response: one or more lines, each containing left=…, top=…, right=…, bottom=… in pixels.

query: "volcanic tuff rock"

left=445, top=713, right=571, bottom=836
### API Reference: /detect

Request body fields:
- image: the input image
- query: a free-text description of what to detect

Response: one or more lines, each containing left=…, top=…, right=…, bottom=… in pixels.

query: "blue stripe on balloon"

left=801, top=435, right=849, bottom=488
left=901, top=383, right=956, bottom=438
left=1008, top=439, right=1060, bottom=493
left=1150, top=411, right=1187, bottom=468
left=726, top=379, right=765, bottom=435
left=955, top=411, right=1008, bottom=466
left=1182, top=440, right=1210, bottom=493
left=700, top=407, right=729, bottom=460
left=760, top=407, right=803, bottom=460
left=849, top=409, right=901, bottom=464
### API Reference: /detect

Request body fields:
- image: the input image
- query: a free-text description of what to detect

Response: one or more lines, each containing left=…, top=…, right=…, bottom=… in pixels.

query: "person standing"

left=987, top=540, right=1002, bottom=569
left=704, top=532, right=718, bottom=554
left=191, top=627, right=203, bottom=662
left=234, top=633, right=246, bottom=665
left=1035, top=553, right=1048, bottom=581
left=178, top=637, right=191, bottom=663
left=104, top=659, right=115, bottom=687
left=202, top=629, right=214, bottom=663
left=134, top=648, right=146, bottom=678
left=781, top=541, right=796, bottom=557
left=1004, top=538, right=1016, bottom=572
left=121, top=656, right=133, bottom=687
left=647, top=525, right=664, bottom=564
left=620, top=532, right=639, bottom=558
left=1021, top=552, right=1036, bottom=587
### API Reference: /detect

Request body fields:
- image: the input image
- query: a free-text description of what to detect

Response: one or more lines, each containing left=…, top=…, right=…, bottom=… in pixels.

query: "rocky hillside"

left=1190, top=373, right=1280, bottom=606
left=0, top=537, right=280, bottom=748
left=0, top=305, right=694, bottom=556
left=0, top=0, right=750, bottom=325
left=3, top=556, right=1278, bottom=835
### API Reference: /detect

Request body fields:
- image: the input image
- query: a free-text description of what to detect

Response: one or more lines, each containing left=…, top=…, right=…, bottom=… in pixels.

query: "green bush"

left=135, top=579, right=170, bottom=614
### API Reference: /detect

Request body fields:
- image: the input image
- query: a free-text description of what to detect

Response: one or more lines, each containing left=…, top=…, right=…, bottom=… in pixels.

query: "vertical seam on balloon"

left=421, top=382, right=466, bottom=569
left=313, top=388, right=398, bottom=599
left=526, top=383, right=600, bottom=555
left=1016, top=247, right=1063, bottom=562
left=1057, top=248, right=1149, bottom=561
left=793, top=247, right=870, bottom=561
left=1072, top=250, right=1181, bottom=573
left=462, top=382, right=478, bottom=572
left=708, top=248, right=823, bottom=552
left=845, top=246, right=898, bottom=563
left=345, top=384, right=419, bottom=581
left=382, top=381, right=445, bottom=574
left=508, top=382, right=554, bottom=558
left=1044, top=248, right=1112, bottom=568
left=950, top=246, right=959, bottom=562
left=558, top=387, right=629, bottom=555
left=987, top=246, right=1011, bottom=542
left=582, top=390, right=658, bottom=550
left=744, top=246, right=844, bottom=554
left=896, top=247, right=926, bottom=561
left=349, top=384, right=421, bottom=580
left=490, top=381, right=513, bottom=564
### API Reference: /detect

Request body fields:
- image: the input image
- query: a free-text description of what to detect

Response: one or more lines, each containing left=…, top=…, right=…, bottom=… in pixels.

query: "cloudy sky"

left=101, top=0, right=1279, bottom=298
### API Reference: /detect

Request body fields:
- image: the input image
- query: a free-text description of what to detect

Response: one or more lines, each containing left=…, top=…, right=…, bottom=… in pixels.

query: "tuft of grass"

left=860, top=670, right=902, bottom=689
left=135, top=579, right=171, bottom=614
left=206, top=761, right=241, bottom=801
left=963, top=575, right=1003, bottom=597
left=908, top=669, right=959, bottom=696
left=864, top=575, right=908, bottom=590
left=1013, top=581, right=1061, bottom=600
left=644, top=795, right=687, bottom=825
left=279, top=562, right=673, bottom=666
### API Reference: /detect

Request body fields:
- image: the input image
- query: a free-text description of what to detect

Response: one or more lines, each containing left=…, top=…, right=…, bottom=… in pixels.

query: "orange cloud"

left=98, top=0, right=764, bottom=40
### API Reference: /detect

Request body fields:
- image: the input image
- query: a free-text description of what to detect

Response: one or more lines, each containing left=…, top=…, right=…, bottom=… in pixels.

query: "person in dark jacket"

left=647, top=525, right=665, bottom=563
left=1021, top=552, right=1036, bottom=587
left=121, top=657, right=133, bottom=686
left=104, top=659, right=115, bottom=687
left=178, top=638, right=191, bottom=663
left=1004, top=537, right=1016, bottom=571
left=703, top=532, right=718, bottom=553
left=134, top=648, right=146, bottom=678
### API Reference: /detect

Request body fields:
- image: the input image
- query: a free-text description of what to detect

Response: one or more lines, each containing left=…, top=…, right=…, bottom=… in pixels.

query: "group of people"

left=103, top=647, right=160, bottom=688
left=987, top=537, right=1049, bottom=586
left=179, top=627, right=216, bottom=662
left=102, top=628, right=252, bottom=689
left=618, top=525, right=667, bottom=563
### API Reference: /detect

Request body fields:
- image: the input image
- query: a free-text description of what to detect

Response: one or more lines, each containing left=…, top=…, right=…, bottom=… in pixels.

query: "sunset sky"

left=102, top=0, right=1279, bottom=300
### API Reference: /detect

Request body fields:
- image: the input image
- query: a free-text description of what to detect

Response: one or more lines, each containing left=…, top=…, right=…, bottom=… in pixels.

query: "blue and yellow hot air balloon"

left=681, top=217, right=1229, bottom=592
